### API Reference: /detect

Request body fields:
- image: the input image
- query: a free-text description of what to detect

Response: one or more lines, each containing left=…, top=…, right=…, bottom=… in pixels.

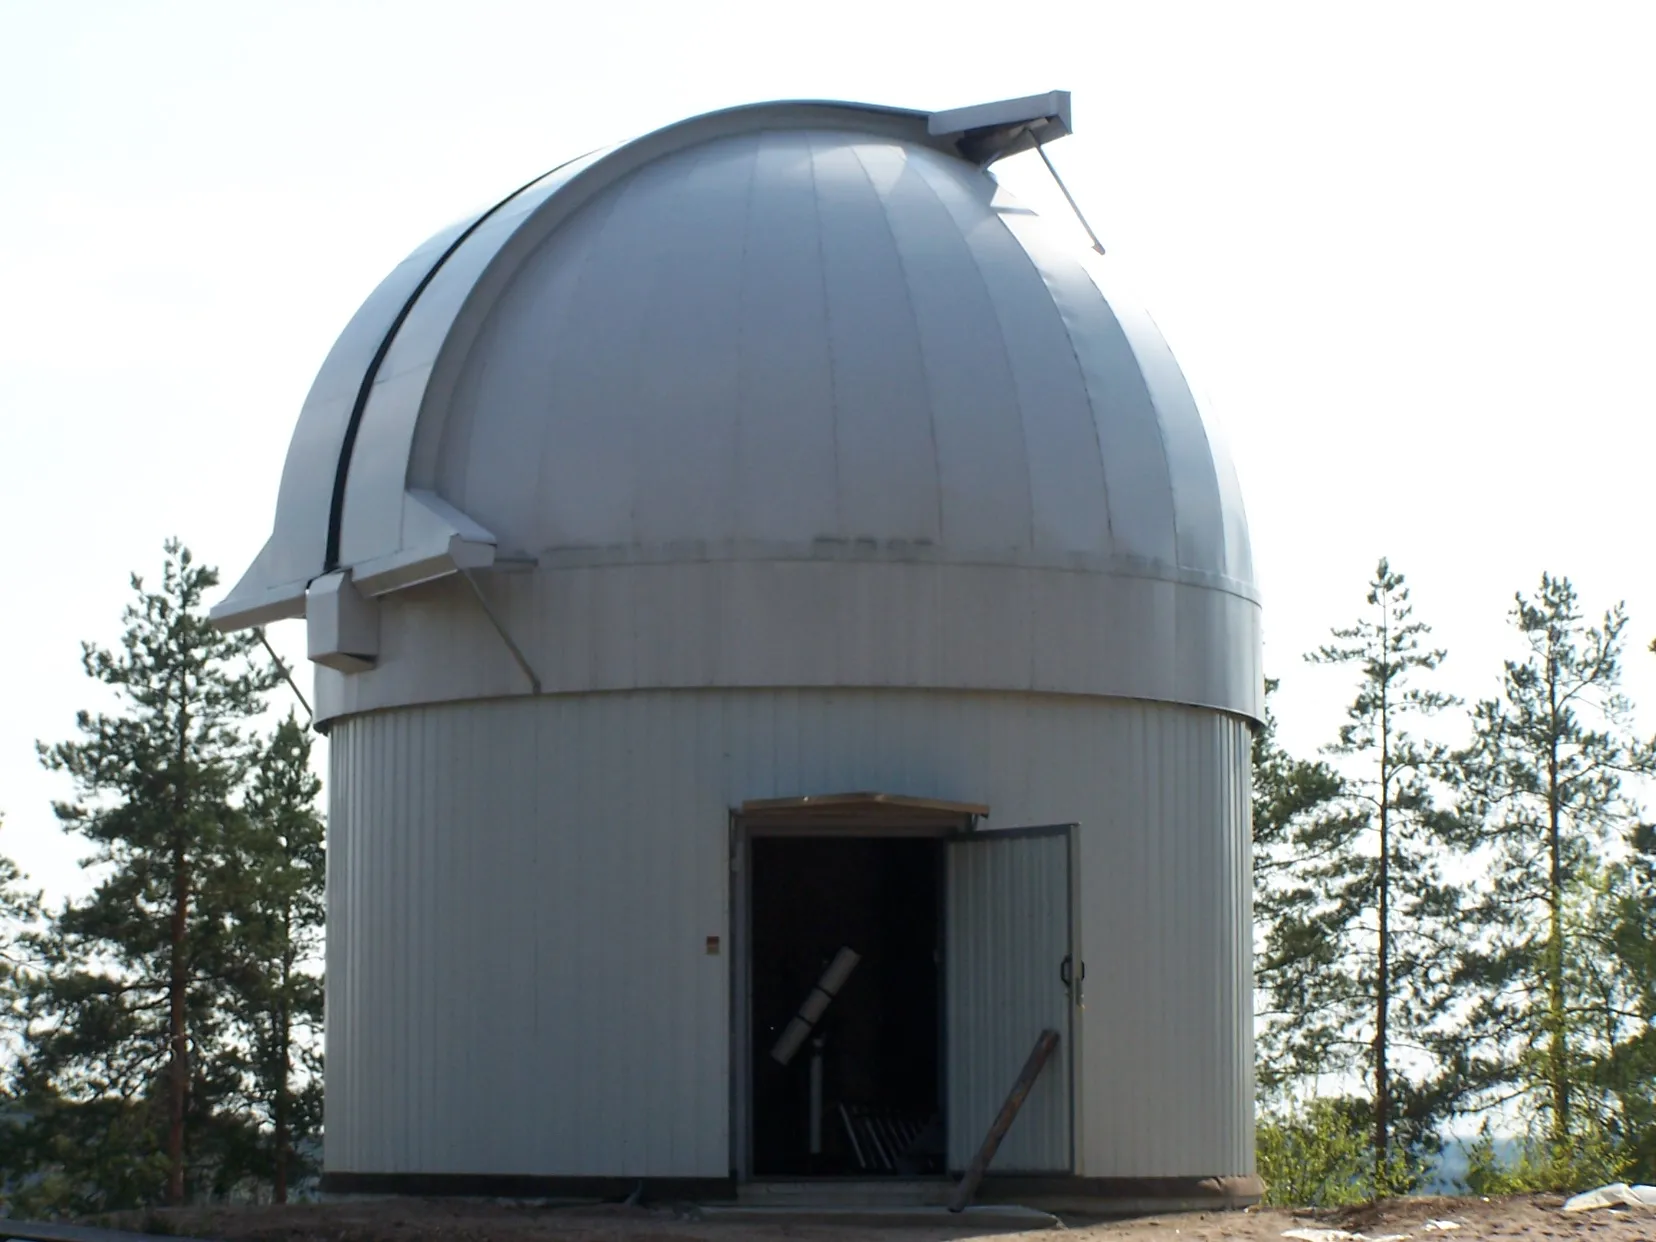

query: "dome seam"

left=905, top=151, right=1041, bottom=691
left=847, top=141, right=945, bottom=550
left=804, top=133, right=845, bottom=540
left=728, top=133, right=765, bottom=552
left=977, top=173, right=1117, bottom=557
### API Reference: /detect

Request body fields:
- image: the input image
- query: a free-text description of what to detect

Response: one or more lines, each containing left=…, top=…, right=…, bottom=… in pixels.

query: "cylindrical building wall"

left=324, top=688, right=1252, bottom=1182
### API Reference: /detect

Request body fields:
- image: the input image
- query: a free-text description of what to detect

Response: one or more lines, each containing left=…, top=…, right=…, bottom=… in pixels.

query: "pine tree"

left=1252, top=680, right=1354, bottom=1096
left=1454, top=575, right=1656, bottom=1156
left=1304, top=558, right=1462, bottom=1192
left=27, top=539, right=276, bottom=1207
left=221, top=713, right=325, bottom=1202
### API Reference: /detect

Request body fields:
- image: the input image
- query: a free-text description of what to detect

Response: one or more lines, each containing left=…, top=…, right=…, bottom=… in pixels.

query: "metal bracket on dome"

left=928, top=90, right=1072, bottom=164
left=255, top=627, right=314, bottom=724
left=1029, top=127, right=1106, bottom=255
left=458, top=567, right=541, bottom=695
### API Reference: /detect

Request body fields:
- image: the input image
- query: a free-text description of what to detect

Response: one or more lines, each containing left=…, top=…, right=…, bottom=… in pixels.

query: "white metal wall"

left=325, top=688, right=1252, bottom=1180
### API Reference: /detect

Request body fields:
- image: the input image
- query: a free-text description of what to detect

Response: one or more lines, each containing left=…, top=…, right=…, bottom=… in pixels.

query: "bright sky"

left=2, top=1, right=1653, bottom=901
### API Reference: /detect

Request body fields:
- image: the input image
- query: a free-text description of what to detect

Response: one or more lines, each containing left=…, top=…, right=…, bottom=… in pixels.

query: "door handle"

left=1060, top=955, right=1085, bottom=1001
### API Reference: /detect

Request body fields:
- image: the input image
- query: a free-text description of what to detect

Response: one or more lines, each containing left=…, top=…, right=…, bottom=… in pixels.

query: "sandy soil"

left=106, top=1195, right=1656, bottom=1242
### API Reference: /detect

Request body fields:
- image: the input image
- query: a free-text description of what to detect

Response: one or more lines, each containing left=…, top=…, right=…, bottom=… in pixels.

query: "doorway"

left=747, top=835, right=945, bottom=1177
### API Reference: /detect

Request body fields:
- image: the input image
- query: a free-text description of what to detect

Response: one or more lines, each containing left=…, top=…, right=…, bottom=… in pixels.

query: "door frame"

left=728, top=807, right=973, bottom=1182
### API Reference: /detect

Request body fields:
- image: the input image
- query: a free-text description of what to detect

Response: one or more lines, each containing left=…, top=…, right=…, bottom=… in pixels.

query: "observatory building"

left=215, top=92, right=1262, bottom=1208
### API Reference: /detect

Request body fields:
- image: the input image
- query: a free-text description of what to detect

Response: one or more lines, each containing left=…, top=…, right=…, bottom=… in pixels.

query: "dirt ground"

left=109, top=1195, right=1656, bottom=1242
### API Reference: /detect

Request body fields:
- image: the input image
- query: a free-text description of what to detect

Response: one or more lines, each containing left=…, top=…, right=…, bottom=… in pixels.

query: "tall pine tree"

left=28, top=540, right=276, bottom=1207
left=1454, top=576, right=1656, bottom=1157
left=1304, top=558, right=1462, bottom=1192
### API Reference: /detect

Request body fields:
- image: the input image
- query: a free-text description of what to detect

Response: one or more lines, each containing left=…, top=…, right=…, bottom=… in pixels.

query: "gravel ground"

left=93, top=1194, right=1656, bottom=1242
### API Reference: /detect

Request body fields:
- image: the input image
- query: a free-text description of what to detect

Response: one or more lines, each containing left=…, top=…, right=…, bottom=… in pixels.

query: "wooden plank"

left=948, top=1028, right=1061, bottom=1213
left=739, top=791, right=990, bottom=817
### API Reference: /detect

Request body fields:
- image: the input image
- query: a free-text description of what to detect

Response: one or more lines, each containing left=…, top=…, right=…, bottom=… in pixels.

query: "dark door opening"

left=749, top=835, right=944, bottom=1176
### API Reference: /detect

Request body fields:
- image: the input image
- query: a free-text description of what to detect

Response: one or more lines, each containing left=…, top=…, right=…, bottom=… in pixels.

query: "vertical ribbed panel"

left=325, top=696, right=731, bottom=1178
left=945, top=827, right=1074, bottom=1172
left=324, top=689, right=1252, bottom=1180
left=1076, top=702, right=1255, bottom=1178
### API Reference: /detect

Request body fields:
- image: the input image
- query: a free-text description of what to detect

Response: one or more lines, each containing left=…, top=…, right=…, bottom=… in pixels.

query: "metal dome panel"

left=411, top=128, right=1252, bottom=587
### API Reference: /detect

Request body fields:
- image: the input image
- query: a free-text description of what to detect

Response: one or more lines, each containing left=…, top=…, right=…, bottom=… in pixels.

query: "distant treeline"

left=1254, top=559, right=1656, bottom=1204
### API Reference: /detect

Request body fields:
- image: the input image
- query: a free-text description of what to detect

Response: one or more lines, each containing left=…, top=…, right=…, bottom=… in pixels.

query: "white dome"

left=215, top=95, right=1261, bottom=723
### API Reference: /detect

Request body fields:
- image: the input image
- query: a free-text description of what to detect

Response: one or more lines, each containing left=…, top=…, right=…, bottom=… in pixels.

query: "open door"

left=945, top=824, right=1080, bottom=1174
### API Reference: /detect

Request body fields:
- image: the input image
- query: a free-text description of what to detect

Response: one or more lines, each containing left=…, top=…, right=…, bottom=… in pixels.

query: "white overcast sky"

left=2, top=1, right=1653, bottom=899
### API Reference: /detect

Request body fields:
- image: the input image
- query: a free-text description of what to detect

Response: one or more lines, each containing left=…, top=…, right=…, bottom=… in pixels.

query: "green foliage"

left=0, top=1090, right=172, bottom=1217
left=1597, top=822, right=1656, bottom=1180
left=217, top=713, right=326, bottom=1201
left=1452, top=575, right=1656, bottom=1154
left=1257, top=1097, right=1421, bottom=1207
left=0, top=814, right=42, bottom=1053
left=1461, top=1119, right=1631, bottom=1194
left=1255, top=569, right=1656, bottom=1204
left=1252, top=681, right=1355, bottom=1096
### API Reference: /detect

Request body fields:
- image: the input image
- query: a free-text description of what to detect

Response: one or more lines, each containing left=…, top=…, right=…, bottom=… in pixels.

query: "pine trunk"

left=274, top=1012, right=289, bottom=1203
left=167, top=835, right=190, bottom=1204
left=167, top=687, right=192, bottom=1207
left=1373, top=682, right=1392, bottom=1194
left=1375, top=794, right=1390, bottom=1192
left=1546, top=681, right=1568, bottom=1145
left=275, top=906, right=292, bottom=1204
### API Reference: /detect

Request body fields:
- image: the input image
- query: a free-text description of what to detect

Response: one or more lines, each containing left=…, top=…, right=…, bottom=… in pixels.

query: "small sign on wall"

left=706, top=935, right=721, bottom=955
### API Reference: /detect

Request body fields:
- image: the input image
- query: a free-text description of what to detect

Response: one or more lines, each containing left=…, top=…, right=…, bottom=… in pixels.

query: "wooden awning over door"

left=737, top=791, right=989, bottom=833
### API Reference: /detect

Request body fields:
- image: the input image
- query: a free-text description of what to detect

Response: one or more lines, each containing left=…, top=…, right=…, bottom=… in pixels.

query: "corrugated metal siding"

left=325, top=697, right=731, bottom=1177
left=1075, top=703, right=1256, bottom=1178
left=325, top=689, right=1252, bottom=1180
left=946, top=828, right=1075, bottom=1172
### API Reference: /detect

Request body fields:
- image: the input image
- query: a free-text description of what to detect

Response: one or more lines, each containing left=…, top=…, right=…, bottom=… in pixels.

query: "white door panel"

left=945, top=824, right=1080, bottom=1173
